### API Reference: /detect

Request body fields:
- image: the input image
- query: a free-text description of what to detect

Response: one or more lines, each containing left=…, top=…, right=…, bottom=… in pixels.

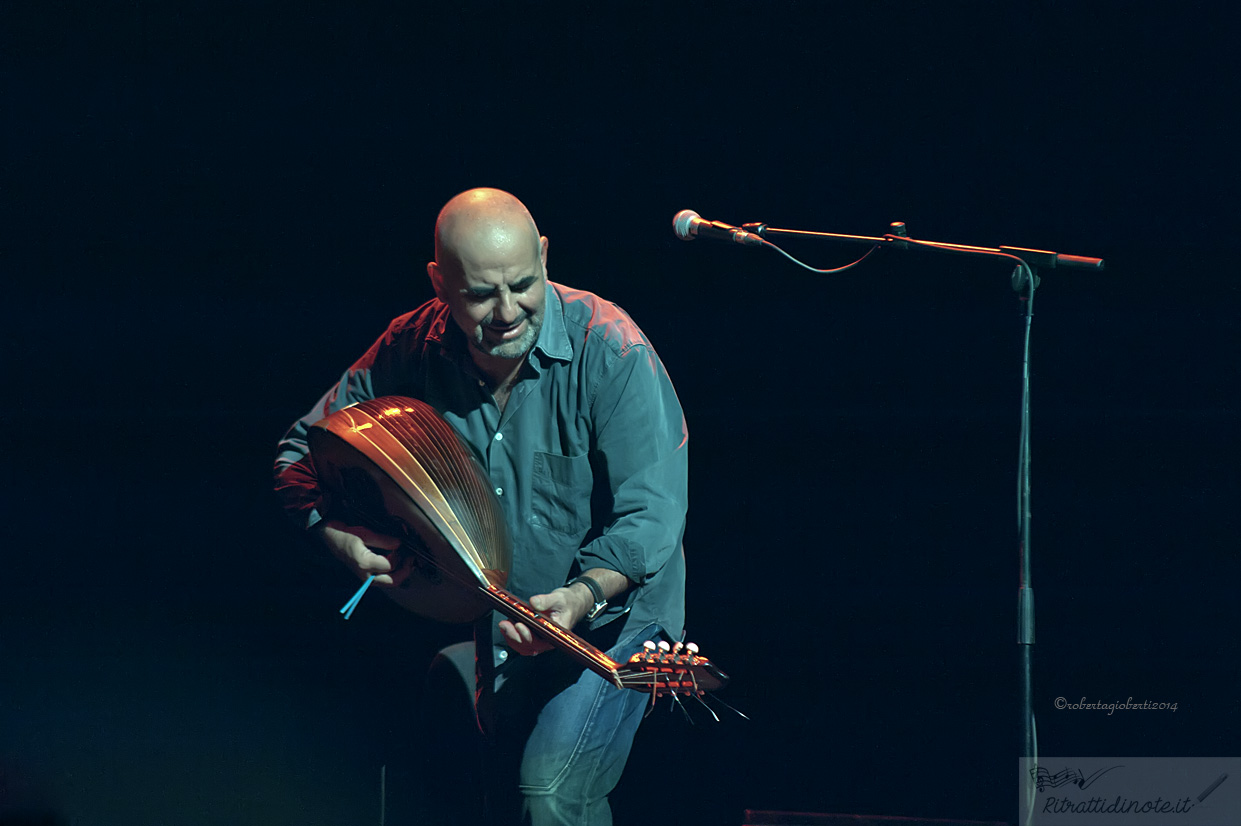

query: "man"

left=273, top=188, right=689, bottom=824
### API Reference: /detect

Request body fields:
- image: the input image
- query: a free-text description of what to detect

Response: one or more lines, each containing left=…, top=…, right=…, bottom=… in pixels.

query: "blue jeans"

left=479, top=622, right=661, bottom=826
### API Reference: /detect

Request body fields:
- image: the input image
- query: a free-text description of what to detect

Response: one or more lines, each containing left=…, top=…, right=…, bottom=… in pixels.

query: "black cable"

left=758, top=238, right=882, bottom=274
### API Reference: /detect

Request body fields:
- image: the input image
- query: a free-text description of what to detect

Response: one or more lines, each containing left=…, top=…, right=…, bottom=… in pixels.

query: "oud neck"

left=480, top=586, right=622, bottom=688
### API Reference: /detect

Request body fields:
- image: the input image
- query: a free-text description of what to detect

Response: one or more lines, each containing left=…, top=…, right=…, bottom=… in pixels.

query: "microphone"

left=672, top=210, right=764, bottom=246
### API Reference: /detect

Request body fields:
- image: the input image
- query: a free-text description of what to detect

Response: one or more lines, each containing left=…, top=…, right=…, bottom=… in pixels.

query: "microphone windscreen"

left=672, top=209, right=700, bottom=241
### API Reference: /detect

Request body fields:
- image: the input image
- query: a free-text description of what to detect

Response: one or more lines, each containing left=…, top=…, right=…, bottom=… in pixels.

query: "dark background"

left=3, top=2, right=1238, bottom=824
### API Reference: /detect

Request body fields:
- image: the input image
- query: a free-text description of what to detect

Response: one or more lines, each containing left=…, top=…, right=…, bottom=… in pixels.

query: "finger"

left=529, top=592, right=566, bottom=614
left=516, top=620, right=551, bottom=654
left=504, top=621, right=534, bottom=646
left=329, top=521, right=403, bottom=553
left=498, top=620, right=522, bottom=646
left=324, top=530, right=393, bottom=572
left=385, top=559, right=412, bottom=587
left=512, top=622, right=537, bottom=649
left=354, top=549, right=394, bottom=575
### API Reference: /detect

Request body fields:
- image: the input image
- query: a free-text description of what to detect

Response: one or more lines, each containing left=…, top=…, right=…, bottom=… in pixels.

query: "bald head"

left=426, top=188, right=550, bottom=365
left=433, top=188, right=542, bottom=280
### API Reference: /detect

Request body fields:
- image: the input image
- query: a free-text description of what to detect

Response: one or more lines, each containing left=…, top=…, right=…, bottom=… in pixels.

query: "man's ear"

left=539, top=236, right=549, bottom=277
left=427, top=261, right=446, bottom=302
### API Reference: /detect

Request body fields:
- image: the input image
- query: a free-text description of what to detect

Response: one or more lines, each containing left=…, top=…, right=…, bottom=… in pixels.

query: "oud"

left=308, top=396, right=727, bottom=699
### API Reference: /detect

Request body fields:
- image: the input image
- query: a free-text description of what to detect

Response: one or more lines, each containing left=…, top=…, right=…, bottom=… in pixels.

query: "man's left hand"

left=498, top=586, right=590, bottom=657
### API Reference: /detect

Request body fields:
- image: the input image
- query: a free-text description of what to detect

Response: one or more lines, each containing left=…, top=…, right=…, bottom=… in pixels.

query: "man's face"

left=436, top=235, right=548, bottom=360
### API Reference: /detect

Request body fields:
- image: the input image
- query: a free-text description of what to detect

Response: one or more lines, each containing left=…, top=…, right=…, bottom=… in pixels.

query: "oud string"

left=701, top=691, right=750, bottom=721
left=672, top=691, right=694, bottom=724
left=692, top=693, right=721, bottom=723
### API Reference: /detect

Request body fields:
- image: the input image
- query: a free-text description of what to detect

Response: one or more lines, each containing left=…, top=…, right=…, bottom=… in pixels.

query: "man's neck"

left=471, top=349, right=529, bottom=391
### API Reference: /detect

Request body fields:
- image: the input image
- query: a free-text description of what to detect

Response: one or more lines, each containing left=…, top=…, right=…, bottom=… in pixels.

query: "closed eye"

left=464, top=275, right=539, bottom=301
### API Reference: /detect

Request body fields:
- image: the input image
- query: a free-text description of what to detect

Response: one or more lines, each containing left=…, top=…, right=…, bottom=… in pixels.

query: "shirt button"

left=498, top=649, right=508, bottom=661
left=494, top=432, right=504, bottom=441
left=495, top=487, right=503, bottom=496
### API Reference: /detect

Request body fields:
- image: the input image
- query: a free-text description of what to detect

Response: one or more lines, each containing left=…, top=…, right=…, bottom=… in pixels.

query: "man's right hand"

left=317, top=520, right=405, bottom=585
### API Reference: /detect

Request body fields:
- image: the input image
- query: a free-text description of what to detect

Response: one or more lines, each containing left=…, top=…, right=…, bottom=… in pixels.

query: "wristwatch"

left=567, top=574, right=608, bottom=621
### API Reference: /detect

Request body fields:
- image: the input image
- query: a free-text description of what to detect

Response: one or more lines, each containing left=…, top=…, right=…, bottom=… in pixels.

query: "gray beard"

left=471, top=315, right=543, bottom=359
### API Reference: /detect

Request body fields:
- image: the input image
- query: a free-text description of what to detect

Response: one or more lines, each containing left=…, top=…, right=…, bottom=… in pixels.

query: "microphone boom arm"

left=740, top=220, right=1105, bottom=272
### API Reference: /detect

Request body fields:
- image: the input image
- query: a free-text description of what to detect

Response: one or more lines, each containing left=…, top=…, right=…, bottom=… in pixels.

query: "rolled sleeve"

left=273, top=369, right=375, bottom=526
left=574, top=342, right=689, bottom=585
left=272, top=339, right=387, bottom=528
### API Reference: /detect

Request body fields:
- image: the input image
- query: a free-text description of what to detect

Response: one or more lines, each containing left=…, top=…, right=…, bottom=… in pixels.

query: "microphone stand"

left=740, top=219, right=1104, bottom=826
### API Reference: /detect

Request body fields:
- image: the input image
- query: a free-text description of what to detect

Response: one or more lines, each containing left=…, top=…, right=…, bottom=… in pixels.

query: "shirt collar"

left=533, top=281, right=573, bottom=363
left=427, top=306, right=451, bottom=348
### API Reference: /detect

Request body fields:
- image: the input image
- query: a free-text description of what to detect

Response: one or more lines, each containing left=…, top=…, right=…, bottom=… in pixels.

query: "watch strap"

left=566, top=574, right=607, bottom=621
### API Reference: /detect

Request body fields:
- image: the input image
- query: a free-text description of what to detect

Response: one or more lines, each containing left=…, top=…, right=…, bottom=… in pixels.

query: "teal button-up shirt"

left=275, top=281, right=688, bottom=640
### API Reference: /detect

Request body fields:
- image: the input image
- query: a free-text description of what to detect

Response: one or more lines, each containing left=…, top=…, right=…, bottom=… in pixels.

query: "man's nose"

left=492, top=291, right=520, bottom=324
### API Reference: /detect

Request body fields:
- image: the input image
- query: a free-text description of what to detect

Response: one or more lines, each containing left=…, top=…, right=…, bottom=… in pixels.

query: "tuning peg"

left=685, top=642, right=699, bottom=656
left=657, top=640, right=671, bottom=653
left=643, top=640, right=657, bottom=651
left=671, top=641, right=684, bottom=654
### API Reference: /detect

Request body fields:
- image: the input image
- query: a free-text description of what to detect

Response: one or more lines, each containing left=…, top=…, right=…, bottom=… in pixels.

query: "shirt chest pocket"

left=530, top=451, right=594, bottom=537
